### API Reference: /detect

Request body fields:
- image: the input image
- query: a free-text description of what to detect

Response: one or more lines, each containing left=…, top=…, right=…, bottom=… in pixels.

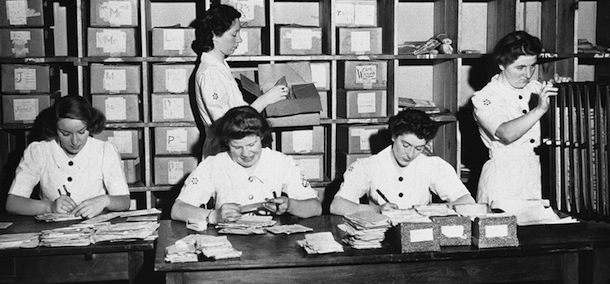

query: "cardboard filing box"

left=1, top=64, right=58, bottom=93
left=0, top=28, right=53, bottom=57
left=152, top=63, right=195, bottom=93
left=430, top=215, right=472, bottom=246
left=151, top=27, right=196, bottom=57
left=337, top=124, right=388, bottom=154
left=151, top=94, right=195, bottom=122
left=472, top=214, right=519, bottom=249
left=335, top=0, right=377, bottom=27
left=310, top=62, right=330, bottom=91
left=290, top=154, right=324, bottom=181
left=90, top=63, right=141, bottom=94
left=267, top=113, right=320, bottom=128
left=389, top=221, right=441, bottom=253
left=277, top=26, right=322, bottom=55
left=338, top=27, right=382, bottom=55
left=280, top=126, right=325, bottom=154
left=232, top=27, right=262, bottom=56
left=265, top=83, right=322, bottom=117
left=121, top=157, right=141, bottom=184
left=90, top=0, right=139, bottom=27
left=337, top=89, right=387, bottom=118
left=319, top=91, right=328, bottom=118
left=93, top=129, right=140, bottom=159
left=274, top=2, right=320, bottom=26
left=2, top=93, right=58, bottom=124
left=154, top=156, right=198, bottom=185
left=91, top=94, right=140, bottom=122
left=339, top=61, right=387, bottom=89
left=0, top=0, right=53, bottom=27
left=221, top=0, right=265, bottom=27
left=154, top=126, right=200, bottom=155
left=258, top=61, right=312, bottom=93
left=87, top=27, right=137, bottom=57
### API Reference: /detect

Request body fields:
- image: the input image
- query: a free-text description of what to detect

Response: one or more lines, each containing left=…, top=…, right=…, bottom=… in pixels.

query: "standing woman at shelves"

left=192, top=4, right=288, bottom=158
left=471, top=31, right=571, bottom=205
left=5, top=95, right=130, bottom=218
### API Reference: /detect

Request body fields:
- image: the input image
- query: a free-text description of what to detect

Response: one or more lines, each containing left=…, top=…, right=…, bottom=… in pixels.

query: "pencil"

left=272, top=191, right=280, bottom=212
left=63, top=185, right=71, bottom=197
left=58, top=188, right=63, bottom=196
left=376, top=189, right=390, bottom=203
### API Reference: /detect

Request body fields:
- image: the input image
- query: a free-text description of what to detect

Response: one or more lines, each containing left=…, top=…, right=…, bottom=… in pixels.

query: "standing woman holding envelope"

left=192, top=4, right=288, bottom=158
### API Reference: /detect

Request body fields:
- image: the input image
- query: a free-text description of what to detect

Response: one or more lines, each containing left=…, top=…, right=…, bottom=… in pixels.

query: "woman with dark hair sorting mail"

left=192, top=4, right=288, bottom=158
left=330, top=108, right=475, bottom=216
left=171, top=106, right=322, bottom=224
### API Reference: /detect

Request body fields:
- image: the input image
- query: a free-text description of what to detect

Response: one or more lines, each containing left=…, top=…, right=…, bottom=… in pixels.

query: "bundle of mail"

left=34, top=209, right=161, bottom=223
left=0, top=233, right=40, bottom=249
left=165, top=234, right=242, bottom=263
left=92, top=222, right=160, bottom=243
left=297, top=232, right=344, bottom=254
left=34, top=213, right=82, bottom=222
left=216, top=215, right=277, bottom=235
left=338, top=211, right=392, bottom=249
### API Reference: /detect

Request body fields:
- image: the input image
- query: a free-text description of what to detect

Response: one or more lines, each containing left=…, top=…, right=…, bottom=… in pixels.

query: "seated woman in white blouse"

left=5, top=95, right=130, bottom=218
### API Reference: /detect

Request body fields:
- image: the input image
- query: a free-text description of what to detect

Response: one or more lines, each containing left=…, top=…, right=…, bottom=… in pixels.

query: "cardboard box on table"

left=472, top=214, right=519, bottom=248
left=280, top=126, right=325, bottom=154
left=277, top=26, right=322, bottom=55
left=335, top=0, right=377, bottom=27
left=154, top=126, right=200, bottom=155
left=93, top=129, right=140, bottom=159
left=0, top=28, right=53, bottom=57
left=90, top=0, right=139, bottom=27
left=87, top=27, right=137, bottom=56
left=154, top=156, right=198, bottom=185
left=337, top=89, right=387, bottom=118
left=0, top=0, right=53, bottom=27
left=232, top=28, right=262, bottom=56
left=1, top=64, right=59, bottom=93
left=151, top=94, right=195, bottom=122
left=338, top=27, right=382, bottom=55
left=339, top=60, right=387, bottom=89
left=152, top=63, right=195, bottom=93
left=336, top=124, right=389, bottom=154
left=90, top=63, right=141, bottom=94
left=2, top=93, right=59, bottom=123
left=430, top=215, right=472, bottom=246
left=289, top=154, right=324, bottom=181
left=388, top=221, right=441, bottom=253
left=221, top=0, right=266, bottom=27
left=121, top=157, right=141, bottom=184
left=151, top=27, right=196, bottom=57
left=91, top=94, right=140, bottom=122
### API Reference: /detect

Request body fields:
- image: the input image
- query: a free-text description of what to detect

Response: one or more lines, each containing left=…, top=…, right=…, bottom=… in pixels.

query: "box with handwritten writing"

left=0, top=0, right=52, bottom=27
left=472, top=214, right=518, bottom=248
left=0, top=28, right=53, bottom=57
left=338, top=27, right=382, bottom=55
left=337, top=89, right=387, bottom=118
left=153, top=156, right=198, bottom=185
left=277, top=26, right=322, bottom=55
left=389, top=221, right=440, bottom=253
left=1, top=64, right=59, bottom=93
left=151, top=27, right=196, bottom=57
left=152, top=64, right=195, bottom=93
left=335, top=0, right=377, bottom=27
left=221, top=0, right=266, bottom=27
left=87, top=27, right=137, bottom=57
left=280, top=126, right=325, bottom=154
left=151, top=94, right=195, bottom=122
left=154, top=127, right=200, bottom=155
left=90, top=0, right=139, bottom=27
left=91, top=94, right=140, bottom=122
left=90, top=64, right=141, bottom=94
left=1, top=93, right=59, bottom=124
left=93, top=129, right=141, bottom=159
left=338, top=61, right=387, bottom=89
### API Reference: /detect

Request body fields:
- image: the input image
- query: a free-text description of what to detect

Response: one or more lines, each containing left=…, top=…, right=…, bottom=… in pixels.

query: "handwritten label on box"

left=163, top=30, right=184, bottom=51
left=105, top=97, right=127, bottom=120
left=357, top=92, right=376, bottom=113
left=165, top=68, right=187, bottom=93
left=355, top=65, right=377, bottom=85
left=162, top=98, right=185, bottom=119
left=14, top=68, right=36, bottom=91
left=7, top=1, right=27, bottom=25
left=167, top=128, right=188, bottom=152
left=103, top=69, right=127, bottom=92
left=13, top=98, right=38, bottom=121
left=97, top=29, right=127, bottom=53
left=99, top=1, right=133, bottom=26
left=168, top=161, right=184, bottom=184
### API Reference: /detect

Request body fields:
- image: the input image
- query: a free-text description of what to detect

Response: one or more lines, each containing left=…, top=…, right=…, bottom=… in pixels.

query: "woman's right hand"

left=210, top=203, right=242, bottom=224
left=52, top=196, right=77, bottom=214
left=260, top=85, right=289, bottom=106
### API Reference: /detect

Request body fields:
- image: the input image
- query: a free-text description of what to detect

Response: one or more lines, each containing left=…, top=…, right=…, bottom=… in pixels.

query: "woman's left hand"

left=71, top=195, right=110, bottom=219
left=264, top=196, right=290, bottom=215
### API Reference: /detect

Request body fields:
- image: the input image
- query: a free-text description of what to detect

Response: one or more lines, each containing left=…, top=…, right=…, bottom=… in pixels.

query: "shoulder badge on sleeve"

left=301, top=174, right=310, bottom=188
left=212, top=93, right=219, bottom=100
left=189, top=177, right=199, bottom=185
left=483, top=99, right=491, bottom=106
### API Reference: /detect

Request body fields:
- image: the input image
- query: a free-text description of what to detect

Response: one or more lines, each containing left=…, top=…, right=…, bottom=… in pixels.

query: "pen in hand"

left=272, top=191, right=280, bottom=213
left=376, top=189, right=390, bottom=203
left=63, top=185, right=71, bottom=197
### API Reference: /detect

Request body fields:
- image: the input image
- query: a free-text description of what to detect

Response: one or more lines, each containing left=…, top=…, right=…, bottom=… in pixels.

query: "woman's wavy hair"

left=388, top=108, right=438, bottom=142
left=216, top=106, right=272, bottom=149
left=41, top=95, right=106, bottom=140
left=191, top=4, right=241, bottom=54
left=493, top=30, right=542, bottom=67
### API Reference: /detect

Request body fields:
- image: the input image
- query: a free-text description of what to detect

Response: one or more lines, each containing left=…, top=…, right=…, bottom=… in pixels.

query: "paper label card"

left=355, top=65, right=377, bottom=84
left=165, top=68, right=187, bottom=93
left=310, top=63, right=327, bottom=89
left=441, top=225, right=464, bottom=238
left=295, top=158, right=320, bottom=180
left=292, top=130, right=313, bottom=153
left=99, top=1, right=133, bottom=26
left=162, top=98, right=185, bottom=119
left=357, top=92, right=376, bottom=113
left=231, top=0, right=255, bottom=22
left=103, top=69, right=127, bottom=92
left=105, top=97, right=127, bottom=120
left=163, top=30, right=184, bottom=51
left=7, top=1, right=27, bottom=25
left=14, top=68, right=36, bottom=91
left=97, top=29, right=127, bottom=53
left=335, top=3, right=354, bottom=25
left=10, top=30, right=30, bottom=41
left=290, top=29, right=312, bottom=50
left=351, top=31, right=371, bottom=53
left=358, top=129, right=378, bottom=151
left=409, top=228, right=434, bottom=242
left=167, top=161, right=184, bottom=184
left=107, top=131, right=133, bottom=154
left=485, top=224, right=508, bottom=238
left=13, top=98, right=38, bottom=121
left=166, top=128, right=188, bottom=152
left=354, top=4, right=376, bottom=26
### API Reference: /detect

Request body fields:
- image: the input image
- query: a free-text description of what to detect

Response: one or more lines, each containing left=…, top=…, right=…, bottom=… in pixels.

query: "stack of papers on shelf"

left=266, top=224, right=314, bottom=235
left=339, top=211, right=392, bottom=249
left=414, top=204, right=459, bottom=217
left=216, top=215, right=277, bottom=235
left=34, top=213, right=82, bottom=222
left=398, top=98, right=441, bottom=114
left=92, top=221, right=159, bottom=242
left=0, top=233, right=40, bottom=249
left=491, top=200, right=579, bottom=226
left=297, top=232, right=344, bottom=254
left=381, top=209, right=431, bottom=226
left=40, top=226, right=95, bottom=247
